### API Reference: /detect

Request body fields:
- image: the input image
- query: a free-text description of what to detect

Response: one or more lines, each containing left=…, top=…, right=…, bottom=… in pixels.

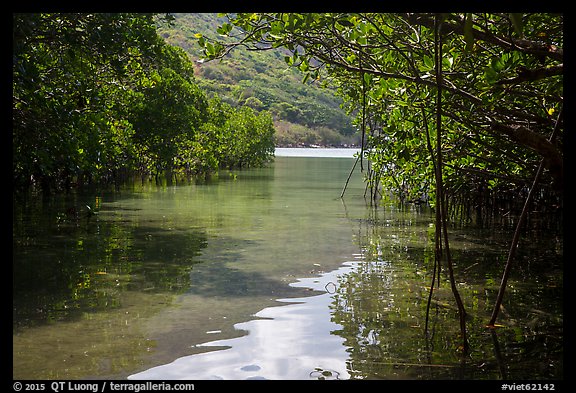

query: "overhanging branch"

left=491, top=122, right=563, bottom=189
left=497, top=64, right=563, bottom=85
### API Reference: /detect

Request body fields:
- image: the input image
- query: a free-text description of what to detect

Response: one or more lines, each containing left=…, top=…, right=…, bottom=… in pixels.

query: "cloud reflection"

left=129, top=264, right=358, bottom=380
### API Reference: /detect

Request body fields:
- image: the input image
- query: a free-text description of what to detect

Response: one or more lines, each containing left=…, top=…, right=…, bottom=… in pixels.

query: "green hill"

left=157, top=13, right=360, bottom=147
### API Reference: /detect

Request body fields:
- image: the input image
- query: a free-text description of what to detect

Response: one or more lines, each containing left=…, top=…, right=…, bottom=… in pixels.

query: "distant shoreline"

left=275, top=147, right=359, bottom=158
left=275, top=143, right=359, bottom=149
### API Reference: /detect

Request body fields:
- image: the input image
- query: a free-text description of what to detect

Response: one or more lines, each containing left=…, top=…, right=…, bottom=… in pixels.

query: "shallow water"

left=130, top=263, right=359, bottom=380
left=13, top=149, right=563, bottom=380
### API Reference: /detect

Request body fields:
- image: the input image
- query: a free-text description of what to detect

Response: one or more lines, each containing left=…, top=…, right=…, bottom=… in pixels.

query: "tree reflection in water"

left=330, top=211, right=563, bottom=380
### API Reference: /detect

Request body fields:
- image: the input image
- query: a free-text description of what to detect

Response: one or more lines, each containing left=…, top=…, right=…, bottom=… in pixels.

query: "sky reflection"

left=129, top=263, right=359, bottom=380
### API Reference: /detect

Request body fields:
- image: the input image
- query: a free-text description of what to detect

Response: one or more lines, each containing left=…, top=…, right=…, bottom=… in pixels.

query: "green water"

left=12, top=152, right=563, bottom=380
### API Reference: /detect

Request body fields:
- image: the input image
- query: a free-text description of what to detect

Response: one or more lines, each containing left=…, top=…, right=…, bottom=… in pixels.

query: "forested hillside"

left=157, top=13, right=359, bottom=147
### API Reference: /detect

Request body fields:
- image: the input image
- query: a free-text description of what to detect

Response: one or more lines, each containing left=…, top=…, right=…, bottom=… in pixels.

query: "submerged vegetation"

left=13, top=13, right=275, bottom=194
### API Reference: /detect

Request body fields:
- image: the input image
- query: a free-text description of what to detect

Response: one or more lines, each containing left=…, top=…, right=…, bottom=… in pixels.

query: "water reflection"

left=13, top=155, right=366, bottom=379
left=132, top=198, right=562, bottom=380
left=129, top=264, right=357, bottom=380
left=130, top=217, right=562, bottom=380
left=334, top=207, right=563, bottom=379
left=13, top=193, right=210, bottom=379
left=13, top=153, right=562, bottom=380
left=13, top=213, right=208, bottom=331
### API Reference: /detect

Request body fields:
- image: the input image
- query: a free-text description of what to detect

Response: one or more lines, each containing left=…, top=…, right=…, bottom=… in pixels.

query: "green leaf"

left=483, top=66, right=498, bottom=84
left=363, top=72, right=372, bottom=86
left=423, top=55, right=434, bottom=70
left=490, top=56, right=504, bottom=72
left=217, top=22, right=233, bottom=36
left=205, top=42, right=214, bottom=56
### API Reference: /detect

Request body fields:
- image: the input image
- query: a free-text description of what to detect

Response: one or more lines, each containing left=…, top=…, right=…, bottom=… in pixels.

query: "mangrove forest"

left=13, top=12, right=563, bottom=381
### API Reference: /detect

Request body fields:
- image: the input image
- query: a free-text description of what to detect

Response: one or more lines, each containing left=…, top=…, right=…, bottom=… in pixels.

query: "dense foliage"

left=13, top=13, right=275, bottom=193
left=199, top=13, right=563, bottom=214
left=198, top=12, right=563, bottom=351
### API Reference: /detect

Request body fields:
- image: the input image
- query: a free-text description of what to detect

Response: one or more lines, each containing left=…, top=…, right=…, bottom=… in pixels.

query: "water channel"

left=13, top=149, right=563, bottom=380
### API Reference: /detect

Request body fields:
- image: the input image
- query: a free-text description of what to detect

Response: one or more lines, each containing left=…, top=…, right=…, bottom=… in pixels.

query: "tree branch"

left=406, top=13, right=563, bottom=62
left=491, top=122, right=563, bottom=189
left=497, top=64, right=563, bottom=85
